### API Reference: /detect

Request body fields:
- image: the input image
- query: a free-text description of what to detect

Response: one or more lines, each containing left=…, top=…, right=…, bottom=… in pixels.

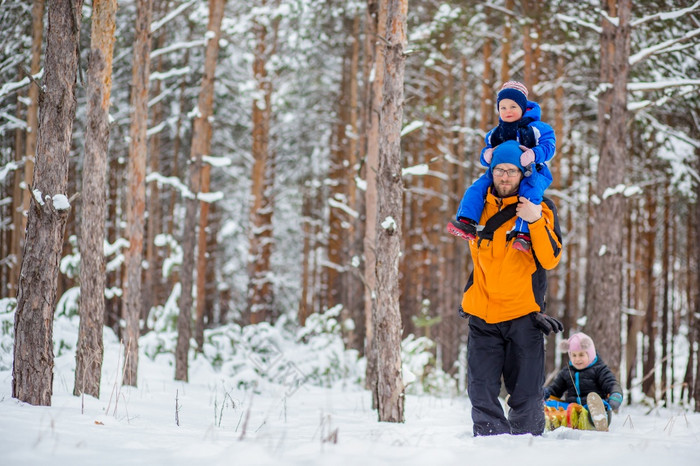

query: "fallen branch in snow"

left=175, top=389, right=180, bottom=426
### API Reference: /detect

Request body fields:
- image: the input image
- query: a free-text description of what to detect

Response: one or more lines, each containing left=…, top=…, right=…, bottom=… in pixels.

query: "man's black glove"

left=531, top=312, right=563, bottom=335
left=543, top=387, right=551, bottom=401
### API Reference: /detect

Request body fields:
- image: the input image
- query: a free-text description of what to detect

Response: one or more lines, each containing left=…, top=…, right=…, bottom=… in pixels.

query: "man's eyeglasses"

left=492, top=167, right=521, bottom=177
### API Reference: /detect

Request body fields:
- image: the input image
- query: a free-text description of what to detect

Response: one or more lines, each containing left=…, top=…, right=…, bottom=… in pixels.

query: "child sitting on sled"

left=543, top=332, right=623, bottom=431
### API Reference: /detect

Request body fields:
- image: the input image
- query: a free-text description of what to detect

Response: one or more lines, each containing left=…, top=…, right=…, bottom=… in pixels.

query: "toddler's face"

left=569, top=350, right=589, bottom=370
left=498, top=98, right=523, bottom=122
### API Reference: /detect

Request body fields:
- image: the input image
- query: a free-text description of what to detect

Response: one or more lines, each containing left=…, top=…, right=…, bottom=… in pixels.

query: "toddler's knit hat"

left=497, top=81, right=529, bottom=115
left=559, top=332, right=596, bottom=363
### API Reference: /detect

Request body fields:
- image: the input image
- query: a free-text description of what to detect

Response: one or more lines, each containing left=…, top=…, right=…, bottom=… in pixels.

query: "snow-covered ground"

left=1, top=315, right=699, bottom=465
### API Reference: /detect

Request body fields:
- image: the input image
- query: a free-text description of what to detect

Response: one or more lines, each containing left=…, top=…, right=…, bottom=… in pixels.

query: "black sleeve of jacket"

left=596, top=363, right=622, bottom=396
left=546, top=367, right=570, bottom=398
left=543, top=197, right=563, bottom=256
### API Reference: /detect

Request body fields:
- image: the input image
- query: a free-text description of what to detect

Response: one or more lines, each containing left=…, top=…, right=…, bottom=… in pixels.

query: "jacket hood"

left=523, top=100, right=541, bottom=121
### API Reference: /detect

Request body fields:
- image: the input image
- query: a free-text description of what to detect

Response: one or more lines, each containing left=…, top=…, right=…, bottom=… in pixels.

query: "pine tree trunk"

left=247, top=10, right=278, bottom=325
left=177, top=0, right=226, bottom=378
left=144, top=0, right=168, bottom=328
left=298, top=187, right=313, bottom=326
left=12, top=0, right=83, bottom=406
left=123, top=0, right=153, bottom=387
left=583, top=0, right=631, bottom=378
left=193, top=0, right=226, bottom=350
left=680, top=204, right=694, bottom=404
left=693, top=162, right=700, bottom=411
left=642, top=188, right=657, bottom=398
left=74, top=0, right=117, bottom=399
left=8, top=70, right=25, bottom=298
left=167, top=42, right=192, bottom=240
left=13, top=0, right=45, bottom=297
left=660, top=189, right=671, bottom=405
left=363, top=0, right=385, bottom=404
left=501, top=0, right=513, bottom=83
left=345, top=12, right=364, bottom=352
left=326, top=22, right=350, bottom=314
left=420, top=65, right=445, bottom=345
left=105, top=146, right=122, bottom=335
left=479, top=38, right=493, bottom=133
left=374, top=0, right=407, bottom=423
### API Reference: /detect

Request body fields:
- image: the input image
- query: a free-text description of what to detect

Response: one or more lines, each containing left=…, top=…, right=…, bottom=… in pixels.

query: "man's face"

left=492, top=163, right=522, bottom=197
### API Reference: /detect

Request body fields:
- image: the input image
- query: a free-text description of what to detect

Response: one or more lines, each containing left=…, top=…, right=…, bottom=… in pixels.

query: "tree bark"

left=298, top=186, right=313, bottom=326
left=660, top=189, right=671, bottom=404
left=176, top=0, right=226, bottom=378
left=363, top=0, right=385, bottom=404
left=374, top=0, right=407, bottom=423
left=479, top=37, right=493, bottom=132
left=694, top=149, right=700, bottom=412
left=13, top=0, right=46, bottom=297
left=247, top=7, right=278, bottom=325
left=501, top=0, right=513, bottom=84
left=12, top=0, right=83, bottom=406
left=123, top=0, right=153, bottom=387
left=193, top=0, right=226, bottom=350
left=74, top=0, right=117, bottom=399
left=642, top=187, right=657, bottom=398
left=144, top=0, right=169, bottom=328
left=583, top=0, right=631, bottom=378
left=8, top=68, right=26, bottom=299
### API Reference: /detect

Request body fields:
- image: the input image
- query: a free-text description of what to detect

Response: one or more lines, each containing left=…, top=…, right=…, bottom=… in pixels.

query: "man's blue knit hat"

left=490, top=140, right=525, bottom=174
left=496, top=81, right=528, bottom=115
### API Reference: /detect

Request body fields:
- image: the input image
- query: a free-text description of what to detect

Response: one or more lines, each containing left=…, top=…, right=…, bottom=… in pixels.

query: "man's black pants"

left=467, top=314, right=545, bottom=436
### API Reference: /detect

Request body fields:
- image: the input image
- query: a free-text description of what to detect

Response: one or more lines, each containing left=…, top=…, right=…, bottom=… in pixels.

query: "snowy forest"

left=1, top=0, right=700, bottom=423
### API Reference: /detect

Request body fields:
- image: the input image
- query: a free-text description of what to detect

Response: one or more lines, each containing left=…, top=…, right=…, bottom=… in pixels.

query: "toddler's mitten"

left=483, top=148, right=493, bottom=164
left=519, top=145, right=535, bottom=167
left=607, top=392, right=623, bottom=411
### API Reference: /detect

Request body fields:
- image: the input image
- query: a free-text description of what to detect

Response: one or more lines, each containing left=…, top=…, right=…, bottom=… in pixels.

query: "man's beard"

left=494, top=180, right=520, bottom=198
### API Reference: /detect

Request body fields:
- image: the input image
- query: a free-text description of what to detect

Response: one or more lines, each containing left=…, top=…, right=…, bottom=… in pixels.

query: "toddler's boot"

left=512, top=233, right=531, bottom=252
left=586, top=392, right=609, bottom=432
left=447, top=218, right=477, bottom=241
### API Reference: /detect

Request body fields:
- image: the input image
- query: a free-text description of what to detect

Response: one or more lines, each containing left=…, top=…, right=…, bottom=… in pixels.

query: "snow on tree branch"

left=0, top=69, right=44, bottom=100
left=629, top=28, right=700, bottom=66
left=202, top=155, right=232, bottom=167
left=151, top=40, right=205, bottom=59
left=555, top=14, right=602, bottom=34
left=631, top=0, right=700, bottom=28
left=628, top=79, right=700, bottom=92
left=0, top=161, right=20, bottom=182
left=146, top=172, right=224, bottom=203
left=0, top=111, right=28, bottom=130
left=628, top=82, right=698, bottom=112
left=328, top=198, right=359, bottom=219
left=401, top=120, right=424, bottom=137
left=150, top=66, right=191, bottom=82
left=151, top=0, right=198, bottom=34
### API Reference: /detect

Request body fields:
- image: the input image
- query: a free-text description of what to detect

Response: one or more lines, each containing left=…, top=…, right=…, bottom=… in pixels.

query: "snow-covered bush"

left=402, top=334, right=457, bottom=396
left=142, top=284, right=182, bottom=359
left=0, top=298, right=16, bottom=371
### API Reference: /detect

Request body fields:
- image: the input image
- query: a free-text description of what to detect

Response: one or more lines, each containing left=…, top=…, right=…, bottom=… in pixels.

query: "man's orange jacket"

left=461, top=189, right=563, bottom=324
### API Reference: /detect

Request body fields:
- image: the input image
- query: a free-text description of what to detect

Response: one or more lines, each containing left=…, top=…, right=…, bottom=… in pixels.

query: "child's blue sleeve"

left=456, top=171, right=492, bottom=222
left=530, top=121, right=555, bottom=164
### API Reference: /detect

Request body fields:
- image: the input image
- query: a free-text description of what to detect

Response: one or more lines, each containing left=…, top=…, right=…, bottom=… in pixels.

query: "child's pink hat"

left=559, top=332, right=596, bottom=363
